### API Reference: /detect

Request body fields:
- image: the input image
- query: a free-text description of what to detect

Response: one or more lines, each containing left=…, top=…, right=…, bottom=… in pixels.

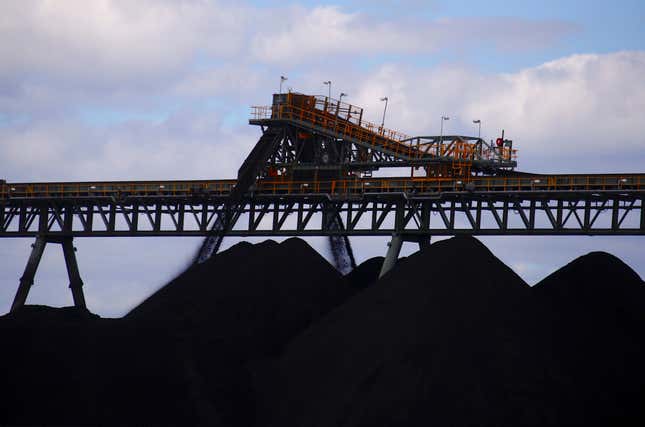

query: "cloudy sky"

left=1, top=0, right=644, bottom=316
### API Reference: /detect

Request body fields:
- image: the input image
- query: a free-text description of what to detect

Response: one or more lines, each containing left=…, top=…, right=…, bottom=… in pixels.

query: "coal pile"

left=344, top=256, right=384, bottom=290
left=267, top=236, right=572, bottom=427
left=128, top=237, right=354, bottom=358
left=0, top=306, right=217, bottom=426
left=1, top=237, right=644, bottom=426
left=0, top=238, right=355, bottom=427
left=127, top=237, right=356, bottom=426
left=344, top=255, right=409, bottom=291
left=532, top=252, right=645, bottom=425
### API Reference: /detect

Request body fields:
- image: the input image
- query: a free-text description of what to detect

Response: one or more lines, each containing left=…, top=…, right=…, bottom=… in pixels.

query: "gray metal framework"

left=251, top=122, right=515, bottom=175
left=9, top=235, right=86, bottom=313
left=3, top=90, right=643, bottom=311
left=2, top=191, right=643, bottom=237
left=250, top=92, right=517, bottom=176
left=4, top=189, right=642, bottom=313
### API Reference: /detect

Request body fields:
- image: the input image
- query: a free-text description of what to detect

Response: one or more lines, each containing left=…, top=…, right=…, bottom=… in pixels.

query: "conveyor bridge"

left=1, top=91, right=643, bottom=313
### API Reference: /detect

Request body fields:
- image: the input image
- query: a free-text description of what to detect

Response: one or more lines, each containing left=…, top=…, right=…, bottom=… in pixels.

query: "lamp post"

left=380, top=97, right=388, bottom=131
left=439, top=116, right=450, bottom=156
left=333, top=93, right=347, bottom=134
left=473, top=119, right=481, bottom=139
left=323, top=81, right=331, bottom=100
left=279, top=76, right=288, bottom=94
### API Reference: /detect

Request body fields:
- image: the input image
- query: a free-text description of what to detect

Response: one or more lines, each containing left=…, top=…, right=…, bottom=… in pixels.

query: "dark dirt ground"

left=1, top=237, right=643, bottom=426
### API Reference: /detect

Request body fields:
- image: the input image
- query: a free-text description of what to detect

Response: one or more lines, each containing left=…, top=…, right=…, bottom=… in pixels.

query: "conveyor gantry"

left=1, top=92, right=643, bottom=314
left=248, top=93, right=517, bottom=179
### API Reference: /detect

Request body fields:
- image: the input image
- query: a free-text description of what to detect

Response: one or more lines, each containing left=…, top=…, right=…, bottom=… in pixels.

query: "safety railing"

left=2, top=175, right=642, bottom=199
left=253, top=174, right=644, bottom=195
left=251, top=101, right=422, bottom=159
left=1, top=180, right=237, bottom=198
left=251, top=102, right=518, bottom=164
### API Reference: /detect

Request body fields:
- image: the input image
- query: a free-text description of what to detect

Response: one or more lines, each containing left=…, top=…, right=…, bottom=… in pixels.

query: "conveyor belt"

left=2, top=174, right=643, bottom=199
left=249, top=93, right=517, bottom=173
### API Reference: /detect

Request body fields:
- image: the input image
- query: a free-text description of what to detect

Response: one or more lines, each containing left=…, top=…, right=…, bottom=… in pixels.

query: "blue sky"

left=0, top=0, right=643, bottom=316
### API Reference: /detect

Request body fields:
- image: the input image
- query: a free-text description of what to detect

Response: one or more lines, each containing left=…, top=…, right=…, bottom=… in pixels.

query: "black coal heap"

left=532, top=251, right=645, bottom=425
left=269, top=236, right=560, bottom=427
left=1, top=237, right=643, bottom=426
left=128, top=237, right=353, bottom=358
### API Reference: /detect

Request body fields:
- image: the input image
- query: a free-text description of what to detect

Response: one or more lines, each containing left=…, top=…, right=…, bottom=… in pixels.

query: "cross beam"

left=1, top=192, right=643, bottom=237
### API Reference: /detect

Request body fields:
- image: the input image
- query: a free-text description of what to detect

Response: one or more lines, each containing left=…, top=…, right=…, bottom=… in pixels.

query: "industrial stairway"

left=234, top=127, right=283, bottom=199
left=251, top=93, right=421, bottom=161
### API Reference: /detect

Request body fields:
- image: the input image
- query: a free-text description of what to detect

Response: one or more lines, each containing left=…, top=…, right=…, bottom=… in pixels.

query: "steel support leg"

left=418, top=235, right=431, bottom=251
left=379, top=234, right=403, bottom=279
left=10, top=236, right=87, bottom=313
left=10, top=236, right=47, bottom=313
left=327, top=213, right=356, bottom=275
left=62, top=237, right=87, bottom=309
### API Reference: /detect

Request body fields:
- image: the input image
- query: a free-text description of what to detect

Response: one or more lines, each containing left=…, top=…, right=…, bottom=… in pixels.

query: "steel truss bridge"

left=2, top=175, right=644, bottom=238
left=2, top=91, right=643, bottom=313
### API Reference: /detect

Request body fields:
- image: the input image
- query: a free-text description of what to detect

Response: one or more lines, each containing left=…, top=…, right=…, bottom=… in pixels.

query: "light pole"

left=439, top=115, right=449, bottom=156
left=380, top=97, right=388, bottom=130
left=279, top=76, right=288, bottom=94
left=473, top=119, right=481, bottom=139
left=323, top=81, right=332, bottom=100
left=333, top=93, right=347, bottom=134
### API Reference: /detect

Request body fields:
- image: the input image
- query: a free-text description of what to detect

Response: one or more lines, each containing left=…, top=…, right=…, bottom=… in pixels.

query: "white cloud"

left=346, top=51, right=645, bottom=172
left=250, top=6, right=418, bottom=63
left=0, top=0, right=246, bottom=78
left=0, top=1, right=579, bottom=120
left=0, top=0, right=253, bottom=118
left=173, top=64, right=265, bottom=97
left=250, top=6, right=576, bottom=64
left=0, top=110, right=257, bottom=182
left=0, top=1, right=642, bottom=316
left=0, top=1, right=577, bottom=85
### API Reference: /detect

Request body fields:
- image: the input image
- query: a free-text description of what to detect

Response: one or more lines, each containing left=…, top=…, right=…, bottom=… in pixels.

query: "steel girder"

left=252, top=119, right=517, bottom=174
left=1, top=191, right=643, bottom=237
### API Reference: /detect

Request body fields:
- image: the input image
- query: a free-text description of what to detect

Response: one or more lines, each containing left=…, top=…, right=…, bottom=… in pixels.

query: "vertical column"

left=63, top=205, right=74, bottom=233
left=449, top=201, right=455, bottom=230
left=529, top=200, right=536, bottom=230
left=200, top=202, right=208, bottom=232
left=583, top=199, right=591, bottom=231
left=556, top=200, right=564, bottom=229
left=611, top=198, right=619, bottom=231
left=85, top=204, right=94, bottom=232
left=10, top=236, right=47, bottom=313
left=62, top=237, right=87, bottom=310
left=38, top=206, right=48, bottom=233
left=379, top=233, right=403, bottom=279
left=108, top=204, right=116, bottom=232
left=176, top=203, right=184, bottom=232
left=0, top=203, right=5, bottom=233
left=131, top=203, right=139, bottom=232
left=154, top=203, right=162, bottom=232
left=417, top=235, right=431, bottom=251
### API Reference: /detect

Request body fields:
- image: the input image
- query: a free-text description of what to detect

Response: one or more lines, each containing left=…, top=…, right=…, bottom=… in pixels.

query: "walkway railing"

left=2, top=174, right=642, bottom=199
left=251, top=93, right=517, bottom=164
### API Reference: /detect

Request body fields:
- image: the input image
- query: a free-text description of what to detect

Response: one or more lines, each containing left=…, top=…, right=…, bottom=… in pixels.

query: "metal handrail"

left=251, top=104, right=521, bottom=164
left=2, top=175, right=642, bottom=198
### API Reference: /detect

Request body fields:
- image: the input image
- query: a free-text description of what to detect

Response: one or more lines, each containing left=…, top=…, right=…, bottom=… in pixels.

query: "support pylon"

left=417, top=235, right=431, bottom=251
left=379, top=233, right=403, bottom=279
left=11, top=236, right=47, bottom=313
left=10, top=236, right=87, bottom=313
left=378, top=234, right=430, bottom=279
left=62, top=237, right=87, bottom=309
